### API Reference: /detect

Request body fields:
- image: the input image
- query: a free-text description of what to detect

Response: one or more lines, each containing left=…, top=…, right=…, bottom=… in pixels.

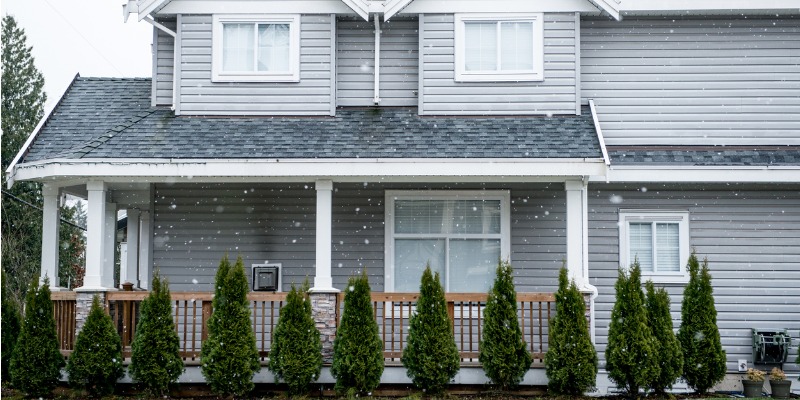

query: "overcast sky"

left=2, top=0, right=152, bottom=109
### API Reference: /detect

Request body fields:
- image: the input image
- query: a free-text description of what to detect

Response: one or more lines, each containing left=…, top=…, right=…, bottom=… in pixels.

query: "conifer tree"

left=402, top=265, right=460, bottom=394
left=605, top=262, right=659, bottom=397
left=201, top=255, right=261, bottom=397
left=129, top=272, right=183, bottom=396
left=268, top=281, right=323, bottom=396
left=479, top=260, right=531, bottom=389
left=9, top=278, right=65, bottom=397
left=332, top=271, right=384, bottom=396
left=1, top=270, right=22, bottom=383
left=66, top=295, right=124, bottom=396
left=677, top=252, right=726, bottom=394
left=2, top=15, right=46, bottom=305
left=545, top=267, right=597, bottom=395
left=645, top=281, right=683, bottom=394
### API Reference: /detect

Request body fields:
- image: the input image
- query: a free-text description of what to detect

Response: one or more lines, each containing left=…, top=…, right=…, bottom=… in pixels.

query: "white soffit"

left=339, top=0, right=370, bottom=20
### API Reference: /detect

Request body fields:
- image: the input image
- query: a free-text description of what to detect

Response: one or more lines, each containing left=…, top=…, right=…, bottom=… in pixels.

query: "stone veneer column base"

left=308, top=291, right=338, bottom=363
left=75, top=291, right=107, bottom=335
left=582, top=292, right=593, bottom=331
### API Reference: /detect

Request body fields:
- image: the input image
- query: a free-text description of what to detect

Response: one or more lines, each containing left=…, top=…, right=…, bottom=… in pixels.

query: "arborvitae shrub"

left=677, top=252, right=726, bottom=394
left=201, top=255, right=261, bottom=397
left=1, top=270, right=22, bottom=383
left=605, top=262, right=659, bottom=397
left=645, top=281, right=683, bottom=394
left=479, top=260, right=531, bottom=389
left=268, top=280, right=323, bottom=396
left=9, top=278, right=65, bottom=397
left=332, top=271, right=384, bottom=396
left=129, top=272, right=184, bottom=396
left=545, top=267, right=598, bottom=395
left=402, top=265, right=460, bottom=394
left=66, top=295, right=124, bottom=396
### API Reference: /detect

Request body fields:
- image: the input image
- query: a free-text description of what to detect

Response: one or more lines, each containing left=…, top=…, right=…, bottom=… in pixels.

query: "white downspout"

left=373, top=14, right=381, bottom=105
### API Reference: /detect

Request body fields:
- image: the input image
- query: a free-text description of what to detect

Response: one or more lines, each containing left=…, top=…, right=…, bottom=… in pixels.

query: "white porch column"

left=565, top=180, right=589, bottom=286
left=81, top=181, right=112, bottom=290
left=40, top=184, right=61, bottom=289
left=138, top=210, right=153, bottom=289
left=122, top=209, right=140, bottom=287
left=565, top=179, right=597, bottom=343
left=311, top=179, right=335, bottom=291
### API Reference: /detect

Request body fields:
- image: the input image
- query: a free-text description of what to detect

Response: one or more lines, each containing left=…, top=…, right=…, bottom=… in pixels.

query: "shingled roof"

left=21, top=77, right=604, bottom=163
left=608, top=146, right=800, bottom=166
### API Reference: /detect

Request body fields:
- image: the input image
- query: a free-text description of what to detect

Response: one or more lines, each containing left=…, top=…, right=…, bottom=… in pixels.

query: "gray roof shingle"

left=608, top=146, right=800, bottom=166
left=23, top=77, right=603, bottom=163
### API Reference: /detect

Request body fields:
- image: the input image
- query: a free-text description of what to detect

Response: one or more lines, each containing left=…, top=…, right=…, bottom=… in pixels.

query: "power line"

left=2, top=189, right=86, bottom=231
left=39, top=0, right=125, bottom=76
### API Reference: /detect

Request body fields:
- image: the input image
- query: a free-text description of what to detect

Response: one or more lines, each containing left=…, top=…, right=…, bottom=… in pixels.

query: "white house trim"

left=10, top=158, right=608, bottom=183
left=618, top=210, right=691, bottom=284
left=601, top=166, right=800, bottom=183
left=587, top=0, right=620, bottom=20
left=339, top=0, right=370, bottom=20
left=589, top=100, right=610, bottom=167
left=383, top=0, right=414, bottom=21
left=310, top=179, right=338, bottom=292
left=159, top=1, right=355, bottom=15
left=40, top=184, right=62, bottom=290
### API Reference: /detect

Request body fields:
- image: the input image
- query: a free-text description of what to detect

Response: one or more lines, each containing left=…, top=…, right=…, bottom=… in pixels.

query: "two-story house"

left=6, top=0, right=799, bottom=390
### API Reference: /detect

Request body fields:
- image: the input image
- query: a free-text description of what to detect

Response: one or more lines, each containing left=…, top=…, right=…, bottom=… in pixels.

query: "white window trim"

left=618, top=210, right=690, bottom=284
left=384, top=190, right=511, bottom=293
left=211, top=14, right=300, bottom=83
left=454, top=13, right=544, bottom=83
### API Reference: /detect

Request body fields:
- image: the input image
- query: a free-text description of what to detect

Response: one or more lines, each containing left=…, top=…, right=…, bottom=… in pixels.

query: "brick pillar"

left=75, top=291, right=107, bottom=334
left=309, top=291, right=338, bottom=363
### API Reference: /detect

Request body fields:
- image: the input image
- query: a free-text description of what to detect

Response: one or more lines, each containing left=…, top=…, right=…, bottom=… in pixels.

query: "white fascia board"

left=589, top=100, right=610, bottom=167
left=137, top=0, right=171, bottom=20
left=587, top=0, right=620, bottom=20
left=159, top=0, right=354, bottom=15
left=340, top=0, right=370, bottom=20
left=384, top=0, right=415, bottom=21
left=5, top=74, right=79, bottom=189
left=401, top=0, right=600, bottom=14
left=11, top=158, right=608, bottom=184
left=598, top=166, right=800, bottom=183
left=618, top=0, right=800, bottom=14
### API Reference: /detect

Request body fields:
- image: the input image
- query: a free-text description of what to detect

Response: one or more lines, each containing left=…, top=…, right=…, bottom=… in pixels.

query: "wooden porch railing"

left=349, top=292, right=555, bottom=366
left=105, top=291, right=287, bottom=362
left=52, top=291, right=554, bottom=367
left=51, top=291, right=78, bottom=357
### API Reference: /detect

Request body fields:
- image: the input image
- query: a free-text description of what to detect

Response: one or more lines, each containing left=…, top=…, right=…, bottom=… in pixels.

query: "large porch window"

left=385, top=191, right=511, bottom=292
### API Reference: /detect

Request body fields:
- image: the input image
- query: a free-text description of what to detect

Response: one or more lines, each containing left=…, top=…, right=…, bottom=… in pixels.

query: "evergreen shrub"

left=677, top=252, right=726, bottom=394
left=268, top=280, right=323, bottom=396
left=1, top=270, right=22, bottom=383
left=605, top=261, right=659, bottom=397
left=66, top=295, right=124, bottom=396
left=545, top=267, right=597, bottom=395
left=332, top=271, right=384, bottom=396
left=201, top=255, right=261, bottom=397
left=644, top=281, right=683, bottom=394
left=479, top=260, right=531, bottom=389
left=9, top=278, right=65, bottom=397
left=402, top=265, right=460, bottom=395
left=129, top=272, right=184, bottom=396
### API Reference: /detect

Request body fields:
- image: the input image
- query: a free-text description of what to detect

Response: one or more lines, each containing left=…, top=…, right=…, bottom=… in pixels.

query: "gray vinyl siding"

left=177, top=14, right=333, bottom=116
left=587, top=184, right=800, bottom=373
left=419, top=13, right=578, bottom=115
left=580, top=17, right=800, bottom=145
left=336, top=16, right=419, bottom=107
left=153, top=19, right=176, bottom=106
left=153, top=182, right=566, bottom=294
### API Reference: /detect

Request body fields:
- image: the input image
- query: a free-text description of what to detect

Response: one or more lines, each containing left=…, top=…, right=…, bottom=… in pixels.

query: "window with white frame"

left=454, top=13, right=544, bottom=82
left=619, top=210, right=690, bottom=283
left=385, top=191, right=511, bottom=293
left=212, top=15, right=300, bottom=82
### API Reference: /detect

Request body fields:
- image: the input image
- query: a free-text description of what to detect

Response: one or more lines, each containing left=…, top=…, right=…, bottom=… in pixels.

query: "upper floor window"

left=454, top=13, right=544, bottom=82
left=385, top=191, right=511, bottom=293
left=212, top=15, right=300, bottom=82
left=619, top=210, right=690, bottom=284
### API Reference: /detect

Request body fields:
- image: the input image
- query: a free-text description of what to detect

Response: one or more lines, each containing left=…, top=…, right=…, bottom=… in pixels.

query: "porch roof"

left=21, top=77, right=603, bottom=164
left=608, top=146, right=800, bottom=166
